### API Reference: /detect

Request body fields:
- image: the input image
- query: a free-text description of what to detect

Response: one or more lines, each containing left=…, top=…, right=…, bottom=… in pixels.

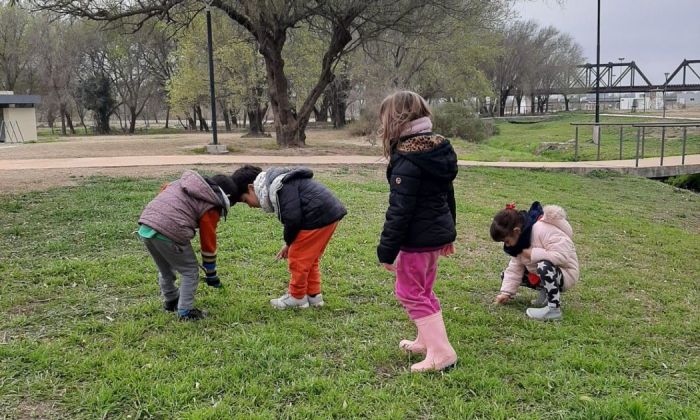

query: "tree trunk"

left=65, top=110, right=76, bottom=135
left=77, top=111, right=88, bottom=134
left=314, top=93, right=330, bottom=123
left=564, top=94, right=570, bottom=112
left=499, top=88, right=510, bottom=117
left=128, top=106, right=138, bottom=133
left=246, top=103, right=267, bottom=135
left=329, top=80, right=348, bottom=128
left=262, top=49, right=304, bottom=147
left=221, top=102, right=231, bottom=132
left=60, top=104, right=67, bottom=136
left=530, top=94, right=536, bottom=115
left=516, top=95, right=523, bottom=115
left=165, top=106, right=170, bottom=129
left=47, top=109, right=56, bottom=134
left=195, top=105, right=209, bottom=132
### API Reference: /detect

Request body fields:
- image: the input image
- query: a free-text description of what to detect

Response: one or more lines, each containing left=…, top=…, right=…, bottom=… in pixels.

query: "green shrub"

left=666, top=173, right=700, bottom=192
left=433, top=103, right=489, bottom=142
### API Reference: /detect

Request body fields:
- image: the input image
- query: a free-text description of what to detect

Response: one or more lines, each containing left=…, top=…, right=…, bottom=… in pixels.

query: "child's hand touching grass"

left=494, top=293, right=511, bottom=305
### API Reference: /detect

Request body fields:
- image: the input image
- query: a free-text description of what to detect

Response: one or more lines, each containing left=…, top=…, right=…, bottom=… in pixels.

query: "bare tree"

left=485, top=20, right=537, bottom=116
left=35, top=15, right=85, bottom=135
left=0, top=3, right=34, bottom=91
left=142, top=23, right=177, bottom=128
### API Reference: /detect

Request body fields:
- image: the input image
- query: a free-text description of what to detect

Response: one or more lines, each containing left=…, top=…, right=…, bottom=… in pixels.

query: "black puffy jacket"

left=377, top=133, right=458, bottom=264
left=275, top=168, right=347, bottom=245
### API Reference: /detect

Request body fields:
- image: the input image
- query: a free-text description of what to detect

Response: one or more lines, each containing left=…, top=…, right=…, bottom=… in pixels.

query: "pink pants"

left=395, top=250, right=442, bottom=320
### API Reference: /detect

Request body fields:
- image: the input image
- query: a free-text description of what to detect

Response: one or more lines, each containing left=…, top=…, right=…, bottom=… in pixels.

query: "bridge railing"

left=570, top=122, right=699, bottom=165
left=631, top=123, right=699, bottom=167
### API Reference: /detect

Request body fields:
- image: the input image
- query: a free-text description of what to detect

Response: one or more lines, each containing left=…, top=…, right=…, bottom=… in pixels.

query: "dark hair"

left=231, top=165, right=262, bottom=202
left=209, top=174, right=238, bottom=202
left=490, top=208, right=523, bottom=242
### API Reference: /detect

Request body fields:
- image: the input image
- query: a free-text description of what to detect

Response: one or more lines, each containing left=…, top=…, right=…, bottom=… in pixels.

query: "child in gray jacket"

left=138, top=170, right=237, bottom=320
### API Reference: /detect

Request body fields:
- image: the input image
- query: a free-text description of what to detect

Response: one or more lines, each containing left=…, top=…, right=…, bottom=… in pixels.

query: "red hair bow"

left=505, top=202, right=516, bottom=210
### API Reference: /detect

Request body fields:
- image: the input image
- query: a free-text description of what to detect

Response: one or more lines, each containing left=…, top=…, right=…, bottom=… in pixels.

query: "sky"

left=513, top=0, right=700, bottom=84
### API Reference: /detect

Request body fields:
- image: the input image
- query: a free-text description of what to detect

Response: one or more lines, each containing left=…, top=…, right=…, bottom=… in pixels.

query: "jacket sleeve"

left=500, top=257, right=525, bottom=296
left=199, top=208, right=221, bottom=269
left=377, top=161, right=421, bottom=264
left=530, top=228, right=571, bottom=267
left=277, top=183, right=303, bottom=245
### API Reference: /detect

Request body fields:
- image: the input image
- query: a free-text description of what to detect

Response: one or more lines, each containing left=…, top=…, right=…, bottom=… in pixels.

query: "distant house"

left=0, top=91, right=41, bottom=143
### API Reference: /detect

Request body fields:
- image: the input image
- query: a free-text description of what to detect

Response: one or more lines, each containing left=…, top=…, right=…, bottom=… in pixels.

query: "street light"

left=663, top=72, right=669, bottom=118
left=593, top=0, right=601, bottom=145
left=205, top=0, right=218, bottom=147
left=594, top=0, right=601, bottom=124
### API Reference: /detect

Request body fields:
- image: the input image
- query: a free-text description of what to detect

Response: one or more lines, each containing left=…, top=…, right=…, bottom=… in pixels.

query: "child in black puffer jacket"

left=232, top=165, right=346, bottom=310
left=377, top=91, right=458, bottom=373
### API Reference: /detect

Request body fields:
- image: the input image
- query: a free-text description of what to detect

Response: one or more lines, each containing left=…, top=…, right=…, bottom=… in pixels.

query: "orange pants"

left=288, top=222, right=339, bottom=298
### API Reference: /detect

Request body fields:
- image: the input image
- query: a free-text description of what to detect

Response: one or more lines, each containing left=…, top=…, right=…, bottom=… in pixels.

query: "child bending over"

left=232, top=165, right=346, bottom=309
left=138, top=170, right=236, bottom=321
left=491, top=202, right=579, bottom=321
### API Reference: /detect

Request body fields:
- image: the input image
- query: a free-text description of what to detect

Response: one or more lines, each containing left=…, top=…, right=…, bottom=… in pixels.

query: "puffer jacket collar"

left=393, top=133, right=458, bottom=182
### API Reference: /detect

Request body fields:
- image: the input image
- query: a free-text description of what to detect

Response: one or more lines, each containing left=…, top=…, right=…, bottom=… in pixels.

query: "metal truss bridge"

left=544, top=59, right=700, bottom=95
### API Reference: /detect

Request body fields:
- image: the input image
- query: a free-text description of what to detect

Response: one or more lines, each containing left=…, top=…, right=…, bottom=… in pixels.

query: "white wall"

left=2, top=107, right=38, bottom=142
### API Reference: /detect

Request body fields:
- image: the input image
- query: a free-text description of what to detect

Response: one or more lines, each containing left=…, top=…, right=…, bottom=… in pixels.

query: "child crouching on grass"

left=138, top=170, right=237, bottom=321
left=231, top=165, right=346, bottom=309
left=491, top=202, right=579, bottom=321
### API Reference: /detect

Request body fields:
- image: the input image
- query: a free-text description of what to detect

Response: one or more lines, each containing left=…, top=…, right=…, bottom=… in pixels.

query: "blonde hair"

left=378, top=91, right=432, bottom=158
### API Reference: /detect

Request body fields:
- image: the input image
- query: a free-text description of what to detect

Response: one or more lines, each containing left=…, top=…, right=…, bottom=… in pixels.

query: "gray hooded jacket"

left=139, top=170, right=228, bottom=244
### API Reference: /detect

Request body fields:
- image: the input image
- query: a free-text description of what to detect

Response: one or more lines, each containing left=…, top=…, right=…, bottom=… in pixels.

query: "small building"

left=677, top=91, right=700, bottom=107
left=0, top=91, right=41, bottom=143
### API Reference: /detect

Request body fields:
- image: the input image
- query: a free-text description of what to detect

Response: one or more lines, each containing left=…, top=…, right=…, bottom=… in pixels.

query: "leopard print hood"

left=393, top=133, right=457, bottom=181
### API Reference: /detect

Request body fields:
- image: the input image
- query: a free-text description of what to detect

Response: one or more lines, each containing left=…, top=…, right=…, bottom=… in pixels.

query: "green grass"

left=1, top=168, right=699, bottom=418
left=455, top=113, right=700, bottom=162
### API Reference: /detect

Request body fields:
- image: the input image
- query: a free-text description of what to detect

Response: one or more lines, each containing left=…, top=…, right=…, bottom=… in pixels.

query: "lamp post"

left=594, top=0, right=601, bottom=124
left=205, top=0, right=218, bottom=147
left=592, top=0, right=601, bottom=145
left=663, top=72, right=669, bottom=119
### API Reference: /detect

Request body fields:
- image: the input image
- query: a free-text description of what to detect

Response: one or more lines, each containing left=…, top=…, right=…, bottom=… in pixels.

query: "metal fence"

left=570, top=122, right=698, bottom=166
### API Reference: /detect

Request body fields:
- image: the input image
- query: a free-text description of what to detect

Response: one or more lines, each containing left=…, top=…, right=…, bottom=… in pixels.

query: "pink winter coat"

left=500, top=205, right=579, bottom=296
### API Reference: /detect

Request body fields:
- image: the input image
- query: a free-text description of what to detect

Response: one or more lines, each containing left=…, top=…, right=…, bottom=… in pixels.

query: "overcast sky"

left=513, top=0, right=700, bottom=83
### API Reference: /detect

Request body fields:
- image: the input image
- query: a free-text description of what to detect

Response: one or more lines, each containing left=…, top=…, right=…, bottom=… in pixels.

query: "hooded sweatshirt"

left=500, top=205, right=580, bottom=296
left=254, top=167, right=347, bottom=245
left=377, top=132, right=459, bottom=264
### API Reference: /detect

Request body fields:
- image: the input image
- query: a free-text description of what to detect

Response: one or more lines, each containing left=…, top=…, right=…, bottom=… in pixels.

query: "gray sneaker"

left=526, top=306, right=562, bottom=321
left=308, top=294, right=325, bottom=307
left=270, top=293, right=309, bottom=310
left=531, top=288, right=547, bottom=306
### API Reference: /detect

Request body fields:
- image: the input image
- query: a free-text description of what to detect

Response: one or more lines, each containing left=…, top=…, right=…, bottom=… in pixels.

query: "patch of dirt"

left=0, top=129, right=379, bottom=160
left=7, top=299, right=50, bottom=316
left=14, top=399, right=64, bottom=420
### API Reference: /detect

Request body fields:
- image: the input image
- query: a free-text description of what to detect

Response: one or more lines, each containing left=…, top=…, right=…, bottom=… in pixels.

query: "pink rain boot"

left=399, top=328, right=426, bottom=354
left=410, top=311, right=457, bottom=372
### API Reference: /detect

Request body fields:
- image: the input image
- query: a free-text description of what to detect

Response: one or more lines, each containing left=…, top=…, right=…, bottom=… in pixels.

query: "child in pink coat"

left=490, top=202, right=579, bottom=321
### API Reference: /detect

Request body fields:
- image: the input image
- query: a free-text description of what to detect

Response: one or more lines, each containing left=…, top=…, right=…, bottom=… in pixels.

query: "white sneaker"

left=307, top=294, right=325, bottom=307
left=531, top=288, right=547, bottom=306
left=270, top=293, right=309, bottom=310
left=526, top=306, right=562, bottom=321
